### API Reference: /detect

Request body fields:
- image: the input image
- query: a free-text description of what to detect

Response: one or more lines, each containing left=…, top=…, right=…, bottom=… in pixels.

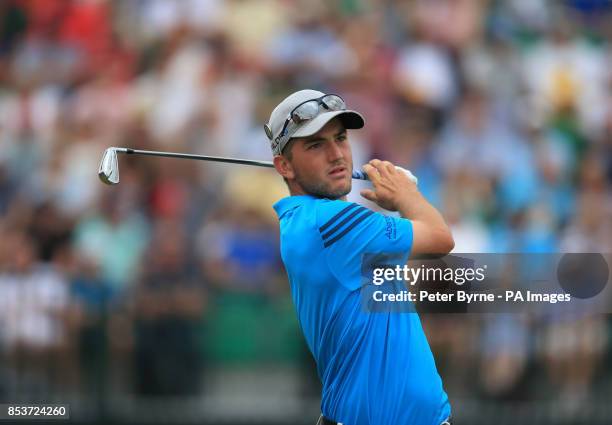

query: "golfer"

left=266, top=90, right=454, bottom=425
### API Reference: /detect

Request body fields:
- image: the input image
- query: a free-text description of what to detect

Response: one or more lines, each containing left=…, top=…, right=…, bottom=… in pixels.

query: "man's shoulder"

left=275, top=196, right=359, bottom=221
left=276, top=197, right=372, bottom=240
left=315, top=199, right=365, bottom=228
left=314, top=200, right=378, bottom=249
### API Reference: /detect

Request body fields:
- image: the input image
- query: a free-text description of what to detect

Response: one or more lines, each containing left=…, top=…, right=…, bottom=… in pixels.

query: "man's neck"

left=287, top=182, right=347, bottom=201
left=288, top=190, right=347, bottom=201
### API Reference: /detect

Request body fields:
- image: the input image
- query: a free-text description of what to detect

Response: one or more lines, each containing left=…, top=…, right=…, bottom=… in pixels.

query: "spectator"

left=0, top=232, right=69, bottom=397
left=132, top=221, right=206, bottom=396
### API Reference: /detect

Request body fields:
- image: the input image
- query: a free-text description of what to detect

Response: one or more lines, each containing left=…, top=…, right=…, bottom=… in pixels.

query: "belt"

left=318, top=416, right=452, bottom=425
left=319, top=417, right=341, bottom=425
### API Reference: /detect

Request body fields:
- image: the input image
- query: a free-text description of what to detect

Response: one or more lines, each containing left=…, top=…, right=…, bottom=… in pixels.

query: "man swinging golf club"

left=267, top=90, right=454, bottom=425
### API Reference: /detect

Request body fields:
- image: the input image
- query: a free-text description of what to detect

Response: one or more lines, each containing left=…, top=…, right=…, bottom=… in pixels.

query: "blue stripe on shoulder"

left=320, top=206, right=367, bottom=240
left=318, top=203, right=359, bottom=233
left=323, top=210, right=375, bottom=248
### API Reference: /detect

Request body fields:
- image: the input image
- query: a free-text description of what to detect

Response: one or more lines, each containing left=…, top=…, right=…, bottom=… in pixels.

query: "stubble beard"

left=294, top=169, right=351, bottom=200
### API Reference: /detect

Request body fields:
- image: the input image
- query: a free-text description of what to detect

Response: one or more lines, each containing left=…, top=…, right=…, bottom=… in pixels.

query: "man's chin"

left=295, top=174, right=351, bottom=199
left=324, top=189, right=350, bottom=200
left=310, top=183, right=351, bottom=200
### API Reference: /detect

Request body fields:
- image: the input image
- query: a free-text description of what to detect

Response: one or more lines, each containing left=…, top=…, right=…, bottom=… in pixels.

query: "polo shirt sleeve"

left=315, top=200, right=413, bottom=289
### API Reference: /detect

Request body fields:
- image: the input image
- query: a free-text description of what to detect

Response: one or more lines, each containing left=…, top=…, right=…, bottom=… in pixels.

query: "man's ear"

left=273, top=155, right=295, bottom=179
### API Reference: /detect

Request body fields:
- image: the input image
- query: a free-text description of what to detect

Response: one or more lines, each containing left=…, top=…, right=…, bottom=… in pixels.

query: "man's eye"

left=337, top=135, right=347, bottom=142
left=307, top=143, right=320, bottom=150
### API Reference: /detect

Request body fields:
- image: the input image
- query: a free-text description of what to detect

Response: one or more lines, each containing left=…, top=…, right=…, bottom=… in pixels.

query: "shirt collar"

left=273, top=195, right=316, bottom=219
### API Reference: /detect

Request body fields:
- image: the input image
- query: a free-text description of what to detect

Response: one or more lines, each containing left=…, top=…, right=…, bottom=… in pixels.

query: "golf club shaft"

left=117, top=147, right=371, bottom=180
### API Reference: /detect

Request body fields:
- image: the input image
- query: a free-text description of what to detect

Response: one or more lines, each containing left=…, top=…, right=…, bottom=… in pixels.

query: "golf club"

left=98, top=147, right=417, bottom=185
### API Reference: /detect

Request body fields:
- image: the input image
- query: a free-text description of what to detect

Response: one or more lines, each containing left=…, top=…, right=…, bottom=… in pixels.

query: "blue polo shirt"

left=273, top=195, right=450, bottom=425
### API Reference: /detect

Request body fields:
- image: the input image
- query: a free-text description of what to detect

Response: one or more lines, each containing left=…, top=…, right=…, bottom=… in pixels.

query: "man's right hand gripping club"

left=361, top=159, right=454, bottom=256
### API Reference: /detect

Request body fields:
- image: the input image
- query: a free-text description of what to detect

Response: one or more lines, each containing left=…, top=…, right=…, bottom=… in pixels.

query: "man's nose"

left=326, top=141, right=344, bottom=162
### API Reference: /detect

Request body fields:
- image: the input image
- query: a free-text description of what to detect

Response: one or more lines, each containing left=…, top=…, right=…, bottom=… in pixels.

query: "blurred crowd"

left=0, top=0, right=611, bottom=422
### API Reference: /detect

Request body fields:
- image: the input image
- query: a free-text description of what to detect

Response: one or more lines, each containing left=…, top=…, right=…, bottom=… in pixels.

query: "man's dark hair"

left=282, top=139, right=295, bottom=160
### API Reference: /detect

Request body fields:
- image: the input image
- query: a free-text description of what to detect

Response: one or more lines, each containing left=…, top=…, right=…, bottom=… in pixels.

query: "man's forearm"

left=397, top=191, right=445, bottom=226
left=397, top=192, right=454, bottom=254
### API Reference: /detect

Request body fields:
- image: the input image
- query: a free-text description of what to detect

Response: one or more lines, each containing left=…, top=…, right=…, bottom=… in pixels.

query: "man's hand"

left=360, top=159, right=417, bottom=212
left=360, top=159, right=454, bottom=255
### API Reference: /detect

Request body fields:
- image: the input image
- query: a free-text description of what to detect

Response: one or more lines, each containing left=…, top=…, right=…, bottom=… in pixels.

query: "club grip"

left=352, top=167, right=418, bottom=185
left=351, top=170, right=369, bottom=180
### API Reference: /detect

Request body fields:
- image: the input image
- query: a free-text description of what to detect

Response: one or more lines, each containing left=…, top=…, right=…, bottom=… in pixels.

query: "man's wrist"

left=395, top=191, right=423, bottom=218
left=396, top=199, right=414, bottom=218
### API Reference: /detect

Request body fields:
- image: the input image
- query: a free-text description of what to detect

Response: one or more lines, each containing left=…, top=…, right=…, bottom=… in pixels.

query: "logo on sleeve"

left=384, top=216, right=396, bottom=240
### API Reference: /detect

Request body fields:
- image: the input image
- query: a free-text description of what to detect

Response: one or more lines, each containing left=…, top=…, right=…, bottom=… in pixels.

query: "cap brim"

left=291, top=110, right=364, bottom=139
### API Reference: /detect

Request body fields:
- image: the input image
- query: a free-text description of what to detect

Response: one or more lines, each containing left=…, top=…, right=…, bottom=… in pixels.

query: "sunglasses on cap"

left=265, top=94, right=346, bottom=155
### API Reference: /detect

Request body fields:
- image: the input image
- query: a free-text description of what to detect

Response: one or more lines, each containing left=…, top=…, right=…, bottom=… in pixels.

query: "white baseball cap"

left=265, top=89, right=365, bottom=155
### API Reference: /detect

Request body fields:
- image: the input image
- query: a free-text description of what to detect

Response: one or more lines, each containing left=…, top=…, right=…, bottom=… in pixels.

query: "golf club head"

left=98, top=147, right=120, bottom=185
